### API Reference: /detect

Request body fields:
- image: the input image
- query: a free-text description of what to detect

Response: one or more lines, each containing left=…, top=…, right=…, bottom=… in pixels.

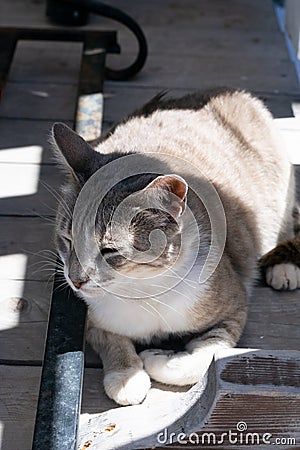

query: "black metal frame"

left=32, top=273, right=87, bottom=450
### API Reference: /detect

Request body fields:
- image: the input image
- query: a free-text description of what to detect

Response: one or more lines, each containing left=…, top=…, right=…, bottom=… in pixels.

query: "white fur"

left=266, top=263, right=300, bottom=290
left=85, top=266, right=204, bottom=342
left=140, top=338, right=231, bottom=385
left=104, top=368, right=151, bottom=406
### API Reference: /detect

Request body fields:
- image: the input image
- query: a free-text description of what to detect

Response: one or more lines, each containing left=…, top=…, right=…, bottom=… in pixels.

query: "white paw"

left=103, top=368, right=151, bottom=406
left=266, top=263, right=300, bottom=290
left=140, top=349, right=201, bottom=385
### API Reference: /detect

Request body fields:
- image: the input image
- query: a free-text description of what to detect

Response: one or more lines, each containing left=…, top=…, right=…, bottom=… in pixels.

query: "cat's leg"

left=260, top=234, right=300, bottom=290
left=140, top=316, right=245, bottom=386
left=87, top=325, right=150, bottom=405
left=260, top=205, right=300, bottom=290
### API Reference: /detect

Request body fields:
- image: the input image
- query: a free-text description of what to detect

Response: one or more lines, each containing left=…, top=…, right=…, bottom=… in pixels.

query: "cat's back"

left=97, top=89, right=294, bottom=253
left=99, top=89, right=286, bottom=172
left=98, top=89, right=291, bottom=205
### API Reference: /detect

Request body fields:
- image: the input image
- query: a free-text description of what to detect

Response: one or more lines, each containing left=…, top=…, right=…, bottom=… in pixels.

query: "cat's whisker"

left=148, top=296, right=184, bottom=317
left=53, top=280, right=69, bottom=294
left=24, top=248, right=59, bottom=260
left=30, top=211, right=57, bottom=225
left=113, top=294, right=131, bottom=306
left=27, top=260, right=55, bottom=269
left=46, top=272, right=57, bottom=286
left=120, top=284, right=183, bottom=316
left=138, top=303, right=157, bottom=318
left=161, top=273, right=197, bottom=289
left=167, top=267, right=198, bottom=288
left=40, top=180, right=73, bottom=220
left=143, top=300, right=172, bottom=331
left=28, top=259, right=64, bottom=272
left=31, top=267, right=57, bottom=276
left=150, top=283, right=192, bottom=302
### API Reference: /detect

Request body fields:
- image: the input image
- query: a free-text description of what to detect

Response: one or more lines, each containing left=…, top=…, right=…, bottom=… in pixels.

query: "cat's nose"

left=72, top=280, right=85, bottom=289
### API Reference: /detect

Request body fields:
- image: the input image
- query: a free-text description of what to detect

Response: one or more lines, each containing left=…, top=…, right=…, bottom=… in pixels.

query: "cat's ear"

left=51, top=123, right=97, bottom=179
left=145, top=174, right=188, bottom=218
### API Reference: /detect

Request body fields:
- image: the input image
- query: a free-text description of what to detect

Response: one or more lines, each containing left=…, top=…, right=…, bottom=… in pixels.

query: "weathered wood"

left=77, top=350, right=300, bottom=449
left=286, top=0, right=300, bottom=59
left=0, top=280, right=52, bottom=360
left=104, top=52, right=297, bottom=92
left=4, top=354, right=298, bottom=450
left=239, top=288, right=300, bottom=350
left=0, top=216, right=57, bottom=280
left=0, top=82, right=78, bottom=120
left=105, top=0, right=282, bottom=32
left=0, top=163, right=64, bottom=215
left=102, top=86, right=298, bottom=125
left=0, top=118, right=72, bottom=165
left=7, top=40, right=82, bottom=84
left=0, top=365, right=41, bottom=450
left=101, top=0, right=299, bottom=93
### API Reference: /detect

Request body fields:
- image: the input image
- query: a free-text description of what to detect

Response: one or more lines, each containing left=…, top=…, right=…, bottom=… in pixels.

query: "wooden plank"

left=286, top=0, right=300, bottom=58
left=0, top=365, right=41, bottom=450
left=102, top=86, right=297, bottom=125
left=105, top=20, right=297, bottom=80
left=102, top=0, right=299, bottom=93
left=0, top=216, right=57, bottom=282
left=78, top=350, right=300, bottom=449
left=240, top=288, right=300, bottom=350
left=104, top=51, right=298, bottom=91
left=0, top=163, right=63, bottom=215
left=0, top=82, right=77, bottom=120
left=106, top=0, right=282, bottom=32
left=7, top=41, right=82, bottom=84
left=0, top=280, right=51, bottom=360
left=3, top=353, right=299, bottom=450
left=142, top=28, right=292, bottom=60
left=0, top=119, right=72, bottom=165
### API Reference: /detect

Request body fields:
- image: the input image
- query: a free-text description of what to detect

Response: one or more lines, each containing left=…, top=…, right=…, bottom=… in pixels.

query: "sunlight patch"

left=0, top=145, right=43, bottom=164
left=0, top=255, right=27, bottom=331
left=0, top=254, right=28, bottom=281
left=0, top=161, right=41, bottom=199
left=275, top=117, right=300, bottom=164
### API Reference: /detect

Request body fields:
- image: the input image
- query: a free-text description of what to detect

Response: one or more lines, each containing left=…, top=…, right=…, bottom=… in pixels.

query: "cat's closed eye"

left=100, top=247, right=118, bottom=257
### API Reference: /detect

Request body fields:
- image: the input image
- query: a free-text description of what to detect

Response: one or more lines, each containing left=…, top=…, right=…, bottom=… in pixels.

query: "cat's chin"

left=78, top=287, right=101, bottom=297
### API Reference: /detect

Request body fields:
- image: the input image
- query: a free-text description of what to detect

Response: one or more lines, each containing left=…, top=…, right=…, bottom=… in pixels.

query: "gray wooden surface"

left=0, top=1, right=300, bottom=449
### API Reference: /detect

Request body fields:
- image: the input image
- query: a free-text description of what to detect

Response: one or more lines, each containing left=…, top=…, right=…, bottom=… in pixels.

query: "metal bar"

left=32, top=273, right=87, bottom=450
left=31, top=28, right=108, bottom=448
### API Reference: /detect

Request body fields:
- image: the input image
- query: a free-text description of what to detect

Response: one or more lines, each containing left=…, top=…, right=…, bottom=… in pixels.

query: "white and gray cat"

left=52, top=88, right=299, bottom=406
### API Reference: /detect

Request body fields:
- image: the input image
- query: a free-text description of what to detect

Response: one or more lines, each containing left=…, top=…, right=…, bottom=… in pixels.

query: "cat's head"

left=52, top=123, right=189, bottom=298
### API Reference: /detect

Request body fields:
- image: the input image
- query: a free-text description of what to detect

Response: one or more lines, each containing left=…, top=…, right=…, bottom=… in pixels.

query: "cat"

left=52, top=88, right=299, bottom=406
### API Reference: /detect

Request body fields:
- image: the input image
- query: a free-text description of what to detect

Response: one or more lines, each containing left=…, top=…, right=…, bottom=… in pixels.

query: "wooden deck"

left=1, top=1, right=300, bottom=449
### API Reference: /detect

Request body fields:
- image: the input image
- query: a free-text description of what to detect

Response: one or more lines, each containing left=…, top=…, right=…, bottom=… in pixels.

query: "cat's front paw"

left=266, top=263, right=300, bottom=290
left=140, top=349, right=199, bottom=385
left=103, top=368, right=151, bottom=406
